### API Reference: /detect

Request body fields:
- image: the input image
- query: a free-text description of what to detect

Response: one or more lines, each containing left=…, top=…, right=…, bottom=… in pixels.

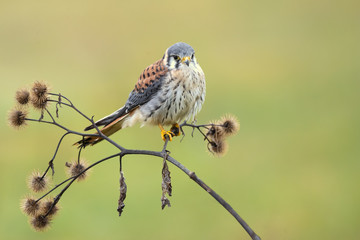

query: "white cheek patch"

left=168, top=58, right=178, bottom=69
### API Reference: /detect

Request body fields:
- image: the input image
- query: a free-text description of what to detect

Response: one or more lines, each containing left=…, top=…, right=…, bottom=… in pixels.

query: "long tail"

left=74, top=106, right=129, bottom=148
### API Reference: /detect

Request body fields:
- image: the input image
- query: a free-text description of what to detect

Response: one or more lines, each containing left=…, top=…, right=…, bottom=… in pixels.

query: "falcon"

left=76, top=42, right=206, bottom=147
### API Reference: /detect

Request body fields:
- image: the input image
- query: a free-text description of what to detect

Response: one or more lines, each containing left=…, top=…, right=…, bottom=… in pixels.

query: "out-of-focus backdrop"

left=1, top=0, right=359, bottom=239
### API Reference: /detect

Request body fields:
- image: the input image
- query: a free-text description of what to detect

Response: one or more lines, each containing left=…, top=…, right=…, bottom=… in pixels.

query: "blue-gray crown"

left=167, top=42, right=195, bottom=57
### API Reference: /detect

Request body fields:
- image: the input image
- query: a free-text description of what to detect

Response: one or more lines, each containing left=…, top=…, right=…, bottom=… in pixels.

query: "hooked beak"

left=181, top=56, right=191, bottom=66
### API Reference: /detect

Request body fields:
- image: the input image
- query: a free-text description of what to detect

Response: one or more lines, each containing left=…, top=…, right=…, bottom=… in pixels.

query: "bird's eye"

left=191, top=54, right=194, bottom=59
left=173, top=55, right=180, bottom=61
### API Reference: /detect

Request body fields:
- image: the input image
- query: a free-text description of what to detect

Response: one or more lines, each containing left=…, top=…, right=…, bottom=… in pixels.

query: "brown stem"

left=188, top=171, right=261, bottom=240
left=28, top=93, right=260, bottom=239
left=122, top=148, right=261, bottom=240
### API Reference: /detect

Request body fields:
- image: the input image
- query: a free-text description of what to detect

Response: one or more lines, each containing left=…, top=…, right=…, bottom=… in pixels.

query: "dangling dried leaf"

left=56, top=104, right=59, bottom=118
left=56, top=93, right=62, bottom=118
left=162, top=159, right=172, bottom=197
left=161, top=195, right=171, bottom=209
left=117, top=171, right=127, bottom=216
left=161, top=158, right=172, bottom=209
left=58, top=93, right=62, bottom=104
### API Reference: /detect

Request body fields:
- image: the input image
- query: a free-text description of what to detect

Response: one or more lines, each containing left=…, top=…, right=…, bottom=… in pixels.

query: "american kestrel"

left=77, top=42, right=206, bottom=147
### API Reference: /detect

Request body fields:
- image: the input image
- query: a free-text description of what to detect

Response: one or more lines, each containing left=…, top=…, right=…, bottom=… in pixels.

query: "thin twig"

left=41, top=132, right=71, bottom=177
left=25, top=118, right=99, bottom=137
left=48, top=95, right=126, bottom=151
left=180, top=122, right=220, bottom=142
left=121, top=148, right=260, bottom=239
left=38, top=152, right=121, bottom=204
left=24, top=92, right=260, bottom=239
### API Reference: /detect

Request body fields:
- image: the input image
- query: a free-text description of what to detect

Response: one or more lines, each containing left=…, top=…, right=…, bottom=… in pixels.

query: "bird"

left=75, top=42, right=206, bottom=147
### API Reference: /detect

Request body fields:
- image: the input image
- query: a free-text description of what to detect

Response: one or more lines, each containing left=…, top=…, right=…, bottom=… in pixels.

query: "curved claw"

left=170, top=123, right=181, bottom=137
left=161, top=130, right=173, bottom=141
left=159, top=123, right=181, bottom=142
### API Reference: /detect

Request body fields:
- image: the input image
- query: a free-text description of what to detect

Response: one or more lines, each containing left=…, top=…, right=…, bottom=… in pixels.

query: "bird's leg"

left=170, top=123, right=181, bottom=137
left=158, top=124, right=173, bottom=141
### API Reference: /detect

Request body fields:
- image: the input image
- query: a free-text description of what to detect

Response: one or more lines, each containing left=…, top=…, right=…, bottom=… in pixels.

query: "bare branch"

left=41, top=132, right=71, bottom=177
left=16, top=88, right=260, bottom=239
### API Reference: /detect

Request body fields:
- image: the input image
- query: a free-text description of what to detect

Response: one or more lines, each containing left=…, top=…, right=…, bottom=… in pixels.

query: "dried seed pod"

left=208, top=139, right=228, bottom=157
left=27, top=171, right=49, bottom=193
left=219, top=114, right=240, bottom=136
left=66, top=159, right=89, bottom=181
left=15, top=89, right=30, bottom=105
left=8, top=107, right=28, bottom=129
left=21, top=197, right=41, bottom=216
left=30, top=214, right=51, bottom=232
left=40, top=198, right=59, bottom=217
left=206, top=124, right=225, bottom=142
left=30, top=81, right=49, bottom=110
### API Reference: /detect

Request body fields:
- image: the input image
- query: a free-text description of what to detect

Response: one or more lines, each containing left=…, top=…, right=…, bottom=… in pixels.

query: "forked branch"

left=11, top=82, right=260, bottom=239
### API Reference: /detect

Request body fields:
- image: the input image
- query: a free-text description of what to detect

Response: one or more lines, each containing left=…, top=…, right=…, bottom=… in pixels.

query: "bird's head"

left=164, top=42, right=197, bottom=70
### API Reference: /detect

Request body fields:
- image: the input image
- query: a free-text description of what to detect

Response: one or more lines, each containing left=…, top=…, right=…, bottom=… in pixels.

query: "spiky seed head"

left=31, top=81, right=48, bottom=97
left=8, top=107, right=28, bottom=129
left=30, top=81, right=49, bottom=110
left=66, top=159, right=89, bottom=181
left=30, top=215, right=51, bottom=232
left=21, top=197, right=41, bottom=216
left=220, top=115, right=240, bottom=136
left=209, top=139, right=228, bottom=157
left=27, top=171, right=49, bottom=193
left=15, top=89, right=30, bottom=105
left=206, top=124, right=225, bottom=142
left=40, top=198, right=59, bottom=217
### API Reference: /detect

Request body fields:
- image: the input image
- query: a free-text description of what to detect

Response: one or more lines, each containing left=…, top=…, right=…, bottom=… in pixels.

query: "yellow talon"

left=159, top=124, right=173, bottom=141
left=170, top=123, right=181, bottom=136
left=159, top=123, right=181, bottom=141
left=161, top=130, right=173, bottom=141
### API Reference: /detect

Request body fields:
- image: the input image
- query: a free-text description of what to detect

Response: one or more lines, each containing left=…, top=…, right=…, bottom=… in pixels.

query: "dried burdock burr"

left=30, top=214, right=51, bottom=232
left=30, top=81, right=49, bottom=110
left=15, top=88, right=30, bottom=105
left=219, top=114, right=240, bottom=136
left=208, top=139, right=228, bottom=157
left=40, top=198, right=59, bottom=217
left=65, top=159, right=89, bottom=181
left=21, top=197, right=41, bottom=216
left=27, top=171, right=49, bottom=193
left=8, top=107, right=28, bottom=129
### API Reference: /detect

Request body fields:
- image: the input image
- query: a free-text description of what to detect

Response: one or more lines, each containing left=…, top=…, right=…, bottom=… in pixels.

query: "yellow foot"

left=170, top=123, right=181, bottom=136
left=159, top=123, right=181, bottom=141
left=161, top=129, right=173, bottom=141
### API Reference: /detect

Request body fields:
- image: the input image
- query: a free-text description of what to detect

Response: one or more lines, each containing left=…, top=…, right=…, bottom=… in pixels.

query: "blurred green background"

left=1, top=0, right=359, bottom=239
